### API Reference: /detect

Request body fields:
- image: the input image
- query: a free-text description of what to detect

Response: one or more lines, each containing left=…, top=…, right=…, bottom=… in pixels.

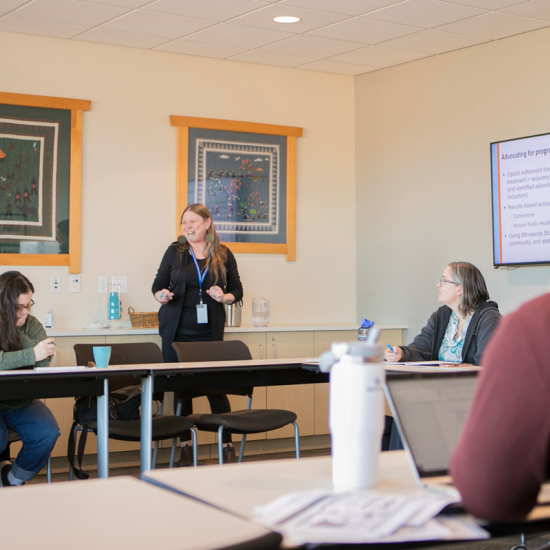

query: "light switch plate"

left=50, top=275, right=61, bottom=294
left=112, top=277, right=128, bottom=294
left=70, top=274, right=81, bottom=293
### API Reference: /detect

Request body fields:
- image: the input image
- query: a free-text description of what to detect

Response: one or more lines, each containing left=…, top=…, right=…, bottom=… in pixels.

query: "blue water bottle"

left=358, top=318, right=374, bottom=341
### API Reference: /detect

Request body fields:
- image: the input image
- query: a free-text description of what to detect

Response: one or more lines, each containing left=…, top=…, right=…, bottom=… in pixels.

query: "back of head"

left=448, top=262, right=489, bottom=317
left=0, top=271, right=34, bottom=351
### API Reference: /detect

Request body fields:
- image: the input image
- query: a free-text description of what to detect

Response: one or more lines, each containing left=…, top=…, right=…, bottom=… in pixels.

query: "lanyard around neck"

left=189, top=247, right=209, bottom=303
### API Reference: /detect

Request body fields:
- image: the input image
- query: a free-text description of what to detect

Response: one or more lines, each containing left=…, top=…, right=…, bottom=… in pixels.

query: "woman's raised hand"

left=155, top=289, right=174, bottom=304
left=34, top=338, right=56, bottom=362
left=207, top=286, right=225, bottom=303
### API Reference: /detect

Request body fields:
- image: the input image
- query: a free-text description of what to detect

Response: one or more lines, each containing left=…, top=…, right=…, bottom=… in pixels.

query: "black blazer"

left=152, top=243, right=243, bottom=362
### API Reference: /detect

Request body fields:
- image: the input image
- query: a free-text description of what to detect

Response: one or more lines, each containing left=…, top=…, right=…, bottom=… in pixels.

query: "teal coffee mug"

left=93, top=346, right=111, bottom=369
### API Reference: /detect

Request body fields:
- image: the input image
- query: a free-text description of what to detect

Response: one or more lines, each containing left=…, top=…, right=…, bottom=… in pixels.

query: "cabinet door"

left=224, top=332, right=267, bottom=359
left=266, top=332, right=315, bottom=439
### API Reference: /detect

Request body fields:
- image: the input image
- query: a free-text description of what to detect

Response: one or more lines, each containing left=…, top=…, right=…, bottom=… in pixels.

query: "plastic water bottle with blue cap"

left=358, top=318, right=374, bottom=341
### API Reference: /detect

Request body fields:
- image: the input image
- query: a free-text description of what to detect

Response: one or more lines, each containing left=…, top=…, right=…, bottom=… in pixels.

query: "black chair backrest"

left=74, top=342, right=163, bottom=391
left=172, top=340, right=252, bottom=362
left=171, top=340, right=252, bottom=396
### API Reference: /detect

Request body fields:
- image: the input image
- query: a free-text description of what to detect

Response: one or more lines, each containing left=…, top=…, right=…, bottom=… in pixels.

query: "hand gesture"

left=156, top=289, right=174, bottom=304
left=207, top=286, right=225, bottom=303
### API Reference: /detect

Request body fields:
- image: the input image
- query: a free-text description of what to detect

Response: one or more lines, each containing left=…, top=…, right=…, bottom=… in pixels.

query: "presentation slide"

left=491, top=132, right=550, bottom=266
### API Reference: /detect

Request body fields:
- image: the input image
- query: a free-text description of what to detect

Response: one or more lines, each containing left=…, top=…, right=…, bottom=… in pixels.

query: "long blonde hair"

left=178, top=204, right=227, bottom=286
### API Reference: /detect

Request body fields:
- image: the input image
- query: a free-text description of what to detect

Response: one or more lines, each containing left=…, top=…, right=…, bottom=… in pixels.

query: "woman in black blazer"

left=152, top=203, right=243, bottom=465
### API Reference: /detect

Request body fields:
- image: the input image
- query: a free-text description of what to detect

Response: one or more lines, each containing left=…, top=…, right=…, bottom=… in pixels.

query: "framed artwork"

left=170, top=116, right=302, bottom=261
left=0, top=92, right=91, bottom=273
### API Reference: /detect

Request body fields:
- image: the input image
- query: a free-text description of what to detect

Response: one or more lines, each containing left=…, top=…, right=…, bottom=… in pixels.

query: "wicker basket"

left=128, top=307, right=159, bottom=329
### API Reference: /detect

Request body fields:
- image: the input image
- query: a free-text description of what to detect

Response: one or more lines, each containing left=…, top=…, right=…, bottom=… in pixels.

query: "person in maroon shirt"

left=450, top=292, right=550, bottom=522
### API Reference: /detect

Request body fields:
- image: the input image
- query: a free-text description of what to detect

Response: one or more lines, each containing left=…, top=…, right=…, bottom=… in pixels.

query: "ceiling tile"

left=330, top=44, right=431, bottom=66
left=440, top=0, right=529, bottom=8
left=260, top=35, right=364, bottom=58
left=381, top=28, right=489, bottom=52
left=10, top=0, right=130, bottom=27
left=0, top=15, right=87, bottom=38
left=75, top=0, right=152, bottom=7
left=502, top=0, right=550, bottom=22
left=309, top=17, right=422, bottom=43
left=436, top=11, right=549, bottom=38
left=73, top=28, right=170, bottom=48
left=230, top=4, right=350, bottom=33
left=144, top=0, right=268, bottom=22
left=99, top=10, right=214, bottom=39
left=280, top=0, right=405, bottom=16
left=155, top=39, right=247, bottom=58
left=186, top=22, right=295, bottom=49
left=0, top=0, right=31, bottom=17
left=229, top=50, right=316, bottom=67
left=366, top=0, right=486, bottom=28
left=298, top=59, right=379, bottom=75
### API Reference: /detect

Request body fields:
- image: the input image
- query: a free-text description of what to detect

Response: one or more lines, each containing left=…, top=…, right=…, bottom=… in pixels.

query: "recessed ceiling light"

left=273, top=16, right=300, bottom=24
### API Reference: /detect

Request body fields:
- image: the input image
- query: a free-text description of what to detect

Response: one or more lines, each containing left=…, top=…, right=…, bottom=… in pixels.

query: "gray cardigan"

left=400, top=301, right=501, bottom=366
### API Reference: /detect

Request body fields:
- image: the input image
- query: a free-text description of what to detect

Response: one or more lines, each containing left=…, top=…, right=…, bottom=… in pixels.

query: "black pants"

left=166, top=332, right=232, bottom=444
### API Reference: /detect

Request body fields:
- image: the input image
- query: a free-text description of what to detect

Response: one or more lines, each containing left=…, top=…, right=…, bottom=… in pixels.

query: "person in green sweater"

left=0, top=271, right=60, bottom=487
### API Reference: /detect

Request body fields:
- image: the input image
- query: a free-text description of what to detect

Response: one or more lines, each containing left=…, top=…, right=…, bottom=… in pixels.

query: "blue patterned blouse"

left=438, top=311, right=472, bottom=363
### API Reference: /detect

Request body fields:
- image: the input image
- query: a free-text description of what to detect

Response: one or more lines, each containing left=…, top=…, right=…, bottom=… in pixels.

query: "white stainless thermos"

left=321, top=341, right=385, bottom=491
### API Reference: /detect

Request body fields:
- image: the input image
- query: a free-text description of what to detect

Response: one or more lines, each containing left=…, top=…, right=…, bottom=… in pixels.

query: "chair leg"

left=191, top=427, right=198, bottom=468
left=152, top=441, right=159, bottom=469
left=68, top=424, right=80, bottom=481
left=47, top=454, right=52, bottom=484
left=169, top=438, right=178, bottom=468
left=293, top=422, right=300, bottom=459
left=218, top=425, right=224, bottom=466
left=238, top=434, right=247, bottom=463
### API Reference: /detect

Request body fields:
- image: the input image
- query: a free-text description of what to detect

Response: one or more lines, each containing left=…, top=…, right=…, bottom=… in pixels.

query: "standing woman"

left=0, top=271, right=59, bottom=486
left=152, top=203, right=243, bottom=464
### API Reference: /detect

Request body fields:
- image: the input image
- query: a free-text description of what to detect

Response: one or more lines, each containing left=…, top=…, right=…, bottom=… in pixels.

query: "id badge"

left=196, top=303, right=208, bottom=324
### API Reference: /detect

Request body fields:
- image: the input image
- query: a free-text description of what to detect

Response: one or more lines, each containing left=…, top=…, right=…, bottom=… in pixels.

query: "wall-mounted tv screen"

left=491, top=132, right=550, bottom=267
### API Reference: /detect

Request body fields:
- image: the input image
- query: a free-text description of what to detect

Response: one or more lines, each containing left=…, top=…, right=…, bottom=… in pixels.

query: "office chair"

left=70, top=342, right=197, bottom=479
left=172, top=340, right=300, bottom=465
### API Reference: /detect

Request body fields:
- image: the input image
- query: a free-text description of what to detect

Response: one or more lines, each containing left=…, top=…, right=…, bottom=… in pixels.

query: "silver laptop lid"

left=384, top=372, right=479, bottom=478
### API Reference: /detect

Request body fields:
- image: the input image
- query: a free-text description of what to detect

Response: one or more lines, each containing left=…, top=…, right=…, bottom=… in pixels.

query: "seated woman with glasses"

left=384, top=262, right=501, bottom=366
left=0, top=271, right=59, bottom=487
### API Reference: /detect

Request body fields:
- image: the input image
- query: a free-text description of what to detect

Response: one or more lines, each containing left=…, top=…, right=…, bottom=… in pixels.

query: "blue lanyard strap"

left=189, top=248, right=209, bottom=303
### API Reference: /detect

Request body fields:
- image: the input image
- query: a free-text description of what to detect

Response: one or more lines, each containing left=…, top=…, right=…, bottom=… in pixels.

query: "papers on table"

left=253, top=490, right=489, bottom=545
left=34, top=366, right=88, bottom=372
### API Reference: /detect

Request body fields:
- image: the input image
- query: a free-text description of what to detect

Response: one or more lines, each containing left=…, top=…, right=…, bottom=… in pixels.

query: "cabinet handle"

left=272, top=344, right=277, bottom=359
left=259, top=345, right=264, bottom=360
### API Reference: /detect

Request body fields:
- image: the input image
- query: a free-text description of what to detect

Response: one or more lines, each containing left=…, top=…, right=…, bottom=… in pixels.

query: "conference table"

left=1, top=476, right=280, bottom=550
left=106, top=358, right=479, bottom=475
left=0, top=366, right=144, bottom=478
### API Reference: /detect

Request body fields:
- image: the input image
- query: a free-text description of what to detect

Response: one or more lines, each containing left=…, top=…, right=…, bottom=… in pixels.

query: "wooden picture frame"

left=0, top=92, right=91, bottom=274
left=170, top=116, right=302, bottom=261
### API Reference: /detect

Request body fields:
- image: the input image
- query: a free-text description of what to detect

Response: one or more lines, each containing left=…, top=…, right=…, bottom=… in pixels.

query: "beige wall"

left=0, top=31, right=357, bottom=329
left=355, top=26, right=550, bottom=339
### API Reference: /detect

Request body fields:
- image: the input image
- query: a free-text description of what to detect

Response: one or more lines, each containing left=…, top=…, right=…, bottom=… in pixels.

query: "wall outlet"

left=112, top=277, right=128, bottom=294
left=98, top=276, right=108, bottom=294
left=50, top=275, right=61, bottom=294
left=69, top=274, right=81, bottom=293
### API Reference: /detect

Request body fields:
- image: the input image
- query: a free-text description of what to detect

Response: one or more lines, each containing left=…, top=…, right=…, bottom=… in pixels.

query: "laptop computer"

left=384, top=371, right=479, bottom=498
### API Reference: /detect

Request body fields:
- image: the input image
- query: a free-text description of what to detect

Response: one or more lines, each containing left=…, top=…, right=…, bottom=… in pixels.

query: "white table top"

left=144, top=452, right=423, bottom=521
left=0, top=477, right=274, bottom=550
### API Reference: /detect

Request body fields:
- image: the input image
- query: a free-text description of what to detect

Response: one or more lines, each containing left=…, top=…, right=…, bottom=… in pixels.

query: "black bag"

left=67, top=386, right=142, bottom=480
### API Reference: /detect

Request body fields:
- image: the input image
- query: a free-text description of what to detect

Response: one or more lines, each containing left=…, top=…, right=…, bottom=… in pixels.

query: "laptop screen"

left=385, top=372, right=479, bottom=477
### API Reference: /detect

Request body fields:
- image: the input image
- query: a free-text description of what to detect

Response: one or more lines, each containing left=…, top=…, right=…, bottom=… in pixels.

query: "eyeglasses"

left=15, top=300, right=35, bottom=312
left=439, top=278, right=459, bottom=286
